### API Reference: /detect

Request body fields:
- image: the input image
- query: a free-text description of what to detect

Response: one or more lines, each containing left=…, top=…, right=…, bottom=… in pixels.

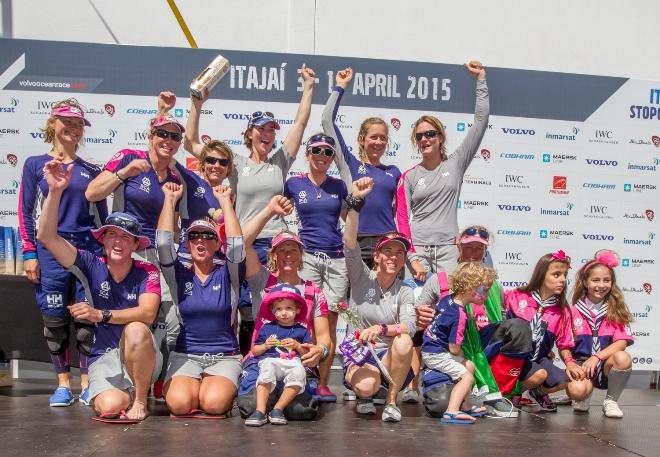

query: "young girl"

left=505, top=251, right=590, bottom=411
left=570, top=250, right=633, bottom=418
left=422, top=262, right=496, bottom=424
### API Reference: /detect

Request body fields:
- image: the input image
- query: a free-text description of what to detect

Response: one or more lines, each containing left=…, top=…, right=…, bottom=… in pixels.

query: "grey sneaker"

left=573, top=391, right=592, bottom=412
left=356, top=398, right=376, bottom=415
left=602, top=399, right=623, bottom=418
left=382, top=403, right=402, bottom=422
left=484, top=398, right=519, bottom=418
left=268, top=408, right=288, bottom=425
left=373, top=386, right=387, bottom=405
left=551, top=393, right=573, bottom=406
left=401, top=387, right=420, bottom=404
left=245, top=410, right=268, bottom=427
left=343, top=389, right=357, bottom=401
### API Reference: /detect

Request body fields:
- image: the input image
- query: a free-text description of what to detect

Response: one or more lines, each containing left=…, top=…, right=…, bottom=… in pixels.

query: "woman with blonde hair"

left=19, top=99, right=107, bottom=407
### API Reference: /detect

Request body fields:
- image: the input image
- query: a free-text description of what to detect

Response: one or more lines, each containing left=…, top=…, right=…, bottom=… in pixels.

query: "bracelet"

left=379, top=324, right=388, bottom=337
left=394, top=323, right=401, bottom=336
left=114, top=172, right=125, bottom=184
left=593, top=353, right=603, bottom=361
left=345, top=194, right=366, bottom=212
left=563, top=356, right=575, bottom=364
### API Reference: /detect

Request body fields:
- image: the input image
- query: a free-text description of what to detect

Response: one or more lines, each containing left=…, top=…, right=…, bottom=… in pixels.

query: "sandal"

left=440, top=411, right=476, bottom=425
left=461, top=405, right=488, bottom=418
left=170, top=409, right=227, bottom=420
left=92, top=410, right=140, bottom=424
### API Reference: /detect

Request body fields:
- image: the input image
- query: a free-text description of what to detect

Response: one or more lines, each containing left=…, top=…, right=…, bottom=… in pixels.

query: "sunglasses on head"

left=307, top=134, right=336, bottom=147
left=251, top=111, right=275, bottom=119
left=414, top=130, right=440, bottom=142
left=153, top=128, right=182, bottom=142
left=188, top=231, right=218, bottom=241
left=308, top=147, right=334, bottom=157
left=106, top=215, right=141, bottom=235
left=463, top=227, right=490, bottom=240
left=205, top=157, right=230, bottom=166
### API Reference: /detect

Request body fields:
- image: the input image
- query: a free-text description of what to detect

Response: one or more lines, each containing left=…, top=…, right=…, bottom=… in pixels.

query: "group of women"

left=19, top=58, right=633, bottom=423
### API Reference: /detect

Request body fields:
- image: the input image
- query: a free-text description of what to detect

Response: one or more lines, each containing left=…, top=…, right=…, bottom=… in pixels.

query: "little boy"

left=422, top=262, right=495, bottom=424
left=245, top=283, right=311, bottom=426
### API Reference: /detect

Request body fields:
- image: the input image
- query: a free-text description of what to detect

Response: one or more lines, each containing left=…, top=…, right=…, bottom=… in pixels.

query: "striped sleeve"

left=18, top=158, right=40, bottom=258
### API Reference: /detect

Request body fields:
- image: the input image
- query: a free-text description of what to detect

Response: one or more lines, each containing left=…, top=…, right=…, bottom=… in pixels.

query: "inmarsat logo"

left=0, top=98, right=18, bottom=113
left=84, top=129, right=116, bottom=144
left=545, top=126, right=579, bottom=141
left=540, top=202, right=573, bottom=216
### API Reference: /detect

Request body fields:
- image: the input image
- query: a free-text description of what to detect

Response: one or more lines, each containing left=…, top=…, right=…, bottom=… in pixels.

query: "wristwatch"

left=100, top=309, right=112, bottom=324
left=320, top=344, right=330, bottom=361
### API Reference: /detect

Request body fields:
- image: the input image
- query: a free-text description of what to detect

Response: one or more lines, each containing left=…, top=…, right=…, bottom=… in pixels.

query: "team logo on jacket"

left=184, top=282, right=193, bottom=296
left=517, top=299, right=527, bottom=312
left=298, top=190, right=308, bottom=204
left=139, top=177, right=151, bottom=193
left=366, top=288, right=377, bottom=302
left=194, top=186, right=205, bottom=198
left=508, top=368, right=521, bottom=376
left=573, top=317, right=584, bottom=330
left=416, top=178, right=427, bottom=190
left=358, top=164, right=367, bottom=175
left=99, top=281, right=111, bottom=299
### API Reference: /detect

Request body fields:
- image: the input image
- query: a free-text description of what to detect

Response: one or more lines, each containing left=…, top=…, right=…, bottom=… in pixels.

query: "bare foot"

left=124, top=400, right=148, bottom=421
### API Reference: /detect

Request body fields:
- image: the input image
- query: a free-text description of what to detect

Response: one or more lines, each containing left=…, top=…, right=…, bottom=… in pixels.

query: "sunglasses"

left=252, top=111, right=275, bottom=119
left=462, top=227, right=489, bottom=240
left=307, top=134, right=336, bottom=147
left=308, top=147, right=335, bottom=157
left=105, top=215, right=141, bottom=236
left=153, top=128, right=182, bottom=142
left=188, top=231, right=218, bottom=241
left=414, top=130, right=440, bottom=142
left=205, top=157, right=230, bottom=166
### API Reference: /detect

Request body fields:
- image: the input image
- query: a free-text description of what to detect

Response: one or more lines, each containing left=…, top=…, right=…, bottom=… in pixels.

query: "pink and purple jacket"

left=505, top=289, right=574, bottom=361
left=570, top=304, right=633, bottom=360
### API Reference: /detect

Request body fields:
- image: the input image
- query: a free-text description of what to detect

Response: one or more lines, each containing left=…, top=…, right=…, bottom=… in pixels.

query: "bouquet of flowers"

left=330, top=301, right=372, bottom=366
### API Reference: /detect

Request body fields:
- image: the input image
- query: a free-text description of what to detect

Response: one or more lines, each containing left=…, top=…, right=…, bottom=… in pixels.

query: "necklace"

left=307, top=174, right=324, bottom=199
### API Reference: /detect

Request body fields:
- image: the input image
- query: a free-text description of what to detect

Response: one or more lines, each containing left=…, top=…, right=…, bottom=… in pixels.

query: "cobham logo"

left=550, top=176, right=569, bottom=195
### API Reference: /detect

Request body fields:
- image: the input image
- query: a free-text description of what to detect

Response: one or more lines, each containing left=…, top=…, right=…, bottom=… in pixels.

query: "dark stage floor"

left=1, top=379, right=659, bottom=457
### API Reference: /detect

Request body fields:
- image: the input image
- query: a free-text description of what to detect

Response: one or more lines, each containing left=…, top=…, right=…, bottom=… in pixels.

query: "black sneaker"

left=245, top=410, right=268, bottom=426
left=528, top=388, right=557, bottom=412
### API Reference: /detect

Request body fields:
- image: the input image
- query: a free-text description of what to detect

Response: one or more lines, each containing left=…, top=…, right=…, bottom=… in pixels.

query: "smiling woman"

left=18, top=99, right=107, bottom=408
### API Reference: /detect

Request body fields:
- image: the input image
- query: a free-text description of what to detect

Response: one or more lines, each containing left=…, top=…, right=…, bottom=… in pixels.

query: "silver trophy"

left=190, top=55, right=230, bottom=99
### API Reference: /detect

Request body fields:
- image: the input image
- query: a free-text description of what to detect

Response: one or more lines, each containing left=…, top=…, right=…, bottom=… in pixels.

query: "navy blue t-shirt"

left=422, top=294, right=467, bottom=354
left=254, top=321, right=312, bottom=360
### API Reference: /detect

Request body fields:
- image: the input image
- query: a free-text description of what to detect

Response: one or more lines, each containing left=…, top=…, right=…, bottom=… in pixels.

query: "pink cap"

left=375, top=232, right=411, bottom=252
left=185, top=219, right=219, bottom=236
left=150, top=115, right=185, bottom=132
left=459, top=235, right=488, bottom=246
left=271, top=231, right=304, bottom=250
left=262, top=283, right=308, bottom=316
left=51, top=105, right=91, bottom=127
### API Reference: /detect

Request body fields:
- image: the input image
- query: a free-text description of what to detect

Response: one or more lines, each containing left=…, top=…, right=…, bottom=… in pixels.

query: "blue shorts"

left=577, top=358, right=608, bottom=389
left=343, top=349, right=415, bottom=392
left=35, top=233, right=102, bottom=317
left=520, top=357, right=570, bottom=388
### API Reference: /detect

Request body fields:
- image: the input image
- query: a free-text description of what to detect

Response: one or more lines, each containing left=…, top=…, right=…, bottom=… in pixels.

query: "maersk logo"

left=174, top=108, right=184, bottom=118
left=542, top=153, right=577, bottom=164
left=540, top=229, right=573, bottom=239
left=622, top=258, right=654, bottom=268
left=457, top=122, right=465, bottom=131
left=624, top=183, right=656, bottom=193
left=461, top=200, right=489, bottom=209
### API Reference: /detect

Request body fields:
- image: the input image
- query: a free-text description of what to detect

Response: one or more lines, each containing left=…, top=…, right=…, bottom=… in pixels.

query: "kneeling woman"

left=156, top=182, right=247, bottom=416
left=343, top=177, right=416, bottom=422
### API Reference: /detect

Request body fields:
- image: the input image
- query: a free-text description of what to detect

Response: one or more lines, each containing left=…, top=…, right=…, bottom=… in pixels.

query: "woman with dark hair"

left=19, top=100, right=107, bottom=407
left=505, top=251, right=591, bottom=411
left=343, top=177, right=416, bottom=422
left=396, top=61, right=489, bottom=280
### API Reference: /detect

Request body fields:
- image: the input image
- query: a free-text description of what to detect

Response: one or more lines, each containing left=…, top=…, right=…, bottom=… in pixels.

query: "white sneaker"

left=572, top=391, right=592, bottom=412
left=343, top=389, right=357, bottom=401
left=602, top=399, right=623, bottom=418
left=382, top=404, right=402, bottom=422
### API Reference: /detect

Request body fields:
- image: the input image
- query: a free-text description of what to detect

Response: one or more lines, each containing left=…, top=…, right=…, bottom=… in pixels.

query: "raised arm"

left=36, top=161, right=77, bottom=269
left=183, top=89, right=208, bottom=158
left=343, top=177, right=374, bottom=249
left=322, top=68, right=356, bottom=186
left=243, top=195, right=293, bottom=278
left=212, top=185, right=245, bottom=265
left=454, top=61, right=489, bottom=172
left=156, top=182, right=183, bottom=269
left=282, top=64, right=316, bottom=158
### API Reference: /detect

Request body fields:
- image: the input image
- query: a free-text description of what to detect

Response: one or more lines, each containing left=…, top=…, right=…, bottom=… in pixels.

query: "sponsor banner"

left=0, top=39, right=658, bottom=367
